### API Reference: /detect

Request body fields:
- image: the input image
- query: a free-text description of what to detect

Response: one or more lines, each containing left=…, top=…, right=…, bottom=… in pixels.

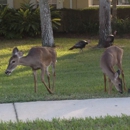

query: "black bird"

left=69, top=40, right=89, bottom=52
left=105, top=30, right=117, bottom=48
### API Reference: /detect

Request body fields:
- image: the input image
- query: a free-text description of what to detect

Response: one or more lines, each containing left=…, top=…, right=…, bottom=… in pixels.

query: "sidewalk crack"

left=13, top=103, right=19, bottom=122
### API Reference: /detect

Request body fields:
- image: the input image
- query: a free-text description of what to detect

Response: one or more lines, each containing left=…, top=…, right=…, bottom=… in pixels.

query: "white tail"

left=5, top=47, right=57, bottom=94
left=100, top=46, right=126, bottom=94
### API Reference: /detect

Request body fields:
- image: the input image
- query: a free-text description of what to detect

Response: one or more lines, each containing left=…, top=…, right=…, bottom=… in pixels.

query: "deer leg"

left=52, top=63, right=56, bottom=92
left=108, top=78, right=112, bottom=94
left=46, top=66, right=51, bottom=89
left=103, top=73, right=107, bottom=92
left=41, top=68, right=53, bottom=94
left=117, top=64, right=127, bottom=91
left=33, top=70, right=37, bottom=93
left=121, top=70, right=126, bottom=91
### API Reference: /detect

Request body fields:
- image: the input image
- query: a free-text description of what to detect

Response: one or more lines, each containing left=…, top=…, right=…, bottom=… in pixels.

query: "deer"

left=5, top=46, right=57, bottom=94
left=100, top=46, right=126, bottom=94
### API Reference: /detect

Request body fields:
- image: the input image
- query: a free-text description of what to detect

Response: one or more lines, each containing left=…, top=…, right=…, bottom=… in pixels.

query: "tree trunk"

left=39, top=0, right=54, bottom=47
left=98, top=0, right=111, bottom=48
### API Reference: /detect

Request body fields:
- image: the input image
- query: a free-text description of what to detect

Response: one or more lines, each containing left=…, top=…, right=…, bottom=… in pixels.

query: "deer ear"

left=12, top=47, right=23, bottom=58
left=117, top=70, right=120, bottom=75
left=114, top=70, right=120, bottom=80
left=12, top=47, right=19, bottom=55
left=17, top=51, right=23, bottom=58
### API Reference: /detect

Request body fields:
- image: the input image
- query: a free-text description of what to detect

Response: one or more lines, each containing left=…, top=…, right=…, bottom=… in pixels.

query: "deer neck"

left=107, top=71, right=115, bottom=81
left=103, top=66, right=115, bottom=80
left=18, top=56, right=32, bottom=66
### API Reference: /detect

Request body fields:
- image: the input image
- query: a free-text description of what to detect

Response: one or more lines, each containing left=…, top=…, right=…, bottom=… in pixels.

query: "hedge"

left=58, top=8, right=99, bottom=34
left=0, top=5, right=130, bottom=39
left=117, top=6, right=130, bottom=19
left=57, top=6, right=130, bottom=35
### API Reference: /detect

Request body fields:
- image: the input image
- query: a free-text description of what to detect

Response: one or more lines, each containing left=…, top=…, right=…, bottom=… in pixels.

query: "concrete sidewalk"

left=0, top=97, right=130, bottom=122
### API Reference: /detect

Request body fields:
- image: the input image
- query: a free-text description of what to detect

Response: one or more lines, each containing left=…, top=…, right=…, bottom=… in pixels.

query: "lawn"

left=0, top=37, right=130, bottom=103
left=1, top=37, right=130, bottom=129
left=0, top=115, right=130, bottom=130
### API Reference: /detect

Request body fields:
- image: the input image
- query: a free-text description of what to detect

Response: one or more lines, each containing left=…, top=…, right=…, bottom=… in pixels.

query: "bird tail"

left=69, top=47, right=74, bottom=50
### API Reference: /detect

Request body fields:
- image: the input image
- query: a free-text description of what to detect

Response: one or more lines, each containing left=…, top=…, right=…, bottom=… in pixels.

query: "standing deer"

left=5, top=47, right=57, bottom=94
left=100, top=46, right=126, bottom=94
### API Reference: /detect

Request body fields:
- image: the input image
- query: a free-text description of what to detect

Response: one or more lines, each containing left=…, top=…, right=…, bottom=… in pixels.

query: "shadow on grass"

left=1, top=42, right=129, bottom=103
left=1, top=45, right=103, bottom=91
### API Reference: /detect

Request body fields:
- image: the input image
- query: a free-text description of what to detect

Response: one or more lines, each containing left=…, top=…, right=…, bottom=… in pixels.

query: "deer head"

left=5, top=47, right=23, bottom=75
left=111, top=70, right=123, bottom=93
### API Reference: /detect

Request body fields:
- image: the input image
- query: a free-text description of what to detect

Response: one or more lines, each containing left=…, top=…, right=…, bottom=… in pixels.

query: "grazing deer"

left=100, top=46, right=126, bottom=94
left=5, top=47, right=57, bottom=94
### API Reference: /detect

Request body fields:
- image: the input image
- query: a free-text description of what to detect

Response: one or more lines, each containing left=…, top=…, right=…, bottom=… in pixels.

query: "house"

left=0, top=0, right=130, bottom=9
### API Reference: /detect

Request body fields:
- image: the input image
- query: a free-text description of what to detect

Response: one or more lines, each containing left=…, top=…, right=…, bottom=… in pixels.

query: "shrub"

left=12, top=8, right=40, bottom=37
left=0, top=3, right=61, bottom=39
left=58, top=7, right=130, bottom=35
left=0, top=4, right=130, bottom=39
left=51, top=6, right=61, bottom=30
left=59, top=8, right=99, bottom=34
left=113, top=18, right=130, bottom=35
left=117, top=6, right=130, bottom=19
left=0, top=5, right=40, bottom=39
left=0, top=5, right=17, bottom=39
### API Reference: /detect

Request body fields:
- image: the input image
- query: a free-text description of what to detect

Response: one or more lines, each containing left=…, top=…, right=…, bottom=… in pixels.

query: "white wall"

left=57, top=0, right=63, bottom=9
left=7, top=0, right=13, bottom=8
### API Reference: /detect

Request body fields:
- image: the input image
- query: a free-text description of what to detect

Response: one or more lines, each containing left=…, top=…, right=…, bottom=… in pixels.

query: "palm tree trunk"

left=39, top=0, right=54, bottom=47
left=98, top=0, right=111, bottom=48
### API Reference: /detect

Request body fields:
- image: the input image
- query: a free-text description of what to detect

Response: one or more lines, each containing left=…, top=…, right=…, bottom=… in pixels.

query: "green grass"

left=0, top=38, right=130, bottom=103
left=1, top=38, right=130, bottom=128
left=0, top=115, right=130, bottom=130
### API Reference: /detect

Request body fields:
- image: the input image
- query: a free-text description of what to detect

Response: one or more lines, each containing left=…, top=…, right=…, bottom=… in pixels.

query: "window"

left=48, top=0, right=57, bottom=5
left=118, top=0, right=130, bottom=5
left=36, top=0, right=57, bottom=7
left=93, top=0, right=99, bottom=5
left=48, top=0, right=57, bottom=8
left=37, top=0, right=57, bottom=5
left=0, top=0, right=7, bottom=5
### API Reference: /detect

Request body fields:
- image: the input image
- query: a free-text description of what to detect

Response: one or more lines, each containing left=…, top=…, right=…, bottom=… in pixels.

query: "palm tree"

left=98, top=0, right=111, bottom=48
left=39, top=0, right=59, bottom=47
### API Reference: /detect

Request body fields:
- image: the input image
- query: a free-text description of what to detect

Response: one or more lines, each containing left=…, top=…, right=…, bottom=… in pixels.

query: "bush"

left=0, top=3, right=61, bottom=39
left=0, top=5, right=17, bottom=39
left=0, top=4, right=130, bottom=39
left=58, top=7, right=130, bottom=35
left=59, top=9, right=83, bottom=33
left=117, top=6, right=130, bottom=19
left=59, top=8, right=99, bottom=34
left=112, top=18, right=130, bottom=35
left=0, top=4, right=40, bottom=39
left=12, top=8, right=40, bottom=38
